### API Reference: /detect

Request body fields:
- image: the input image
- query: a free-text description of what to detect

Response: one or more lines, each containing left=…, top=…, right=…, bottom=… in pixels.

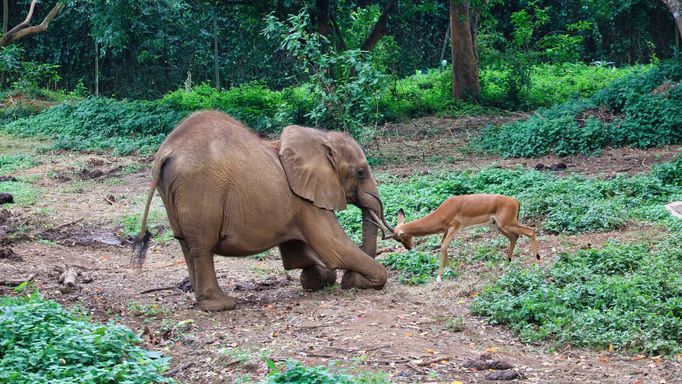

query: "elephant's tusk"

left=366, top=191, right=395, bottom=233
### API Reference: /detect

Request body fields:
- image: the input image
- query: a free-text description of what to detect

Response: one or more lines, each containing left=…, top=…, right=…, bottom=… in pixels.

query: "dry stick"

left=139, top=286, right=178, bottom=295
left=416, top=356, right=452, bottom=366
left=0, top=273, right=36, bottom=286
left=164, top=361, right=195, bottom=377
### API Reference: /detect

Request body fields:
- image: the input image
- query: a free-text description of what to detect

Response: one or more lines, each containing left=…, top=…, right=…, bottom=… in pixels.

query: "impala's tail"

left=132, top=151, right=169, bottom=269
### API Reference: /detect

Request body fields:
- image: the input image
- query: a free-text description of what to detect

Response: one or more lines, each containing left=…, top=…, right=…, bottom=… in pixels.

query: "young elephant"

left=135, top=111, right=393, bottom=311
left=390, top=194, right=540, bottom=283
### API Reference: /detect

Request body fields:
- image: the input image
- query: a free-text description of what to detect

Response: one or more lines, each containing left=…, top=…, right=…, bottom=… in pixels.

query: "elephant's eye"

left=357, top=169, right=366, bottom=179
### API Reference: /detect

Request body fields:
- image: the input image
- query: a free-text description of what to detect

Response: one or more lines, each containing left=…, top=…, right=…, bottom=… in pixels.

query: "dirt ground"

left=1, top=118, right=681, bottom=383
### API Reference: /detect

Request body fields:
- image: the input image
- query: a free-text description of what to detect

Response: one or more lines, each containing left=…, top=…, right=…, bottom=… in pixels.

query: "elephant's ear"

left=279, top=125, right=347, bottom=211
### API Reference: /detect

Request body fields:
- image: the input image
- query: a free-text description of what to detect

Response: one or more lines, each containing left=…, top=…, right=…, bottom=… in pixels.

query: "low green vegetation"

left=2, top=98, right=186, bottom=155
left=0, top=291, right=173, bottom=383
left=0, top=154, right=36, bottom=174
left=0, top=178, right=39, bottom=206
left=263, top=360, right=389, bottom=384
left=0, top=61, right=645, bottom=155
left=471, top=237, right=682, bottom=355
left=380, top=250, right=457, bottom=285
left=338, top=161, right=682, bottom=240
left=474, top=60, right=682, bottom=158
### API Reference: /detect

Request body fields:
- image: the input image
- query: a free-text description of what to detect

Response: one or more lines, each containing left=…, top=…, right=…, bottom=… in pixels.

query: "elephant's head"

left=279, top=125, right=392, bottom=257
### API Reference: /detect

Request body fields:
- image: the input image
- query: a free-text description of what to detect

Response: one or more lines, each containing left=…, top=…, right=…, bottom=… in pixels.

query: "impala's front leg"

left=438, top=226, right=459, bottom=283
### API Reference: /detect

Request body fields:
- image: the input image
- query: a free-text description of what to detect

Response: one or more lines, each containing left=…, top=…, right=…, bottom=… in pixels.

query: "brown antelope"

left=387, top=194, right=539, bottom=283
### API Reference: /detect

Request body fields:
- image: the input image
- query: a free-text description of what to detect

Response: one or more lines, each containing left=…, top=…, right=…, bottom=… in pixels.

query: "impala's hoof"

left=536, top=253, right=541, bottom=260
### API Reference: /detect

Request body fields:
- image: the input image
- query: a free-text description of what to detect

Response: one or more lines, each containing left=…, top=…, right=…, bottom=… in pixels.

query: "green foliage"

left=264, top=11, right=387, bottom=136
left=0, top=292, right=173, bottom=383
left=471, top=238, right=682, bottom=355
left=2, top=98, right=187, bottom=155
left=380, top=250, right=457, bottom=285
left=263, top=360, right=390, bottom=384
left=0, top=154, right=36, bottom=174
left=161, top=82, right=290, bottom=134
left=339, top=163, right=681, bottom=240
left=475, top=60, right=682, bottom=158
left=0, top=179, right=39, bottom=206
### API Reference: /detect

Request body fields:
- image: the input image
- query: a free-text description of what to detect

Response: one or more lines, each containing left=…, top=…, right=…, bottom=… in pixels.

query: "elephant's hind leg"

left=190, top=247, right=236, bottom=311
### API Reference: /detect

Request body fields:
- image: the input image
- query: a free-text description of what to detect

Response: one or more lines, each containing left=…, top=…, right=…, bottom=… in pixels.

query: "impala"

left=386, top=194, right=540, bottom=283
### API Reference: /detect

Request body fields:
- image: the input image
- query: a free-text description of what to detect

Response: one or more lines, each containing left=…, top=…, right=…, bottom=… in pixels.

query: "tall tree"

left=3, top=0, right=8, bottom=34
left=1, top=0, right=65, bottom=46
left=450, top=0, right=479, bottom=99
left=660, top=0, right=682, bottom=40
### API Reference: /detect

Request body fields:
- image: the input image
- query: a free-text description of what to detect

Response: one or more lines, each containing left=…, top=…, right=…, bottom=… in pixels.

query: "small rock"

left=534, top=163, right=546, bottom=170
left=0, top=176, right=17, bottom=182
left=549, top=162, right=567, bottom=171
left=0, top=193, right=13, bottom=205
left=485, top=370, right=524, bottom=380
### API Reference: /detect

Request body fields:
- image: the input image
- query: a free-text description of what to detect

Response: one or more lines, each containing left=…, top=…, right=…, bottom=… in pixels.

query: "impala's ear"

left=279, top=125, right=347, bottom=211
left=397, top=208, right=405, bottom=224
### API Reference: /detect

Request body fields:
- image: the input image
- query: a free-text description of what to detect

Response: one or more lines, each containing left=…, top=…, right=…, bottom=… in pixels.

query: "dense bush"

left=0, top=292, right=172, bottom=383
left=2, top=98, right=187, bottom=155
left=474, top=60, right=682, bottom=158
left=471, top=238, right=682, bottom=355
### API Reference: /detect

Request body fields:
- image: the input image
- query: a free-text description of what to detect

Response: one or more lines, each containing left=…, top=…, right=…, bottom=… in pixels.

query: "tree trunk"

left=450, top=0, right=480, bottom=100
left=213, top=11, right=220, bottom=89
left=660, top=0, right=682, bottom=40
left=315, top=0, right=331, bottom=37
left=439, top=24, right=450, bottom=63
left=94, top=39, right=99, bottom=96
left=2, top=0, right=8, bottom=34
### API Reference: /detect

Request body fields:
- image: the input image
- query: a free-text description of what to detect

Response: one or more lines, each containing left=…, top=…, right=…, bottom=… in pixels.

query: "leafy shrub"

left=161, top=82, right=289, bottom=134
left=471, top=239, right=682, bottom=355
left=0, top=292, right=173, bottom=383
left=475, top=60, right=682, bottom=158
left=652, top=156, right=682, bottom=186
left=380, top=250, right=457, bottom=285
left=263, top=360, right=389, bottom=384
left=2, top=97, right=187, bottom=155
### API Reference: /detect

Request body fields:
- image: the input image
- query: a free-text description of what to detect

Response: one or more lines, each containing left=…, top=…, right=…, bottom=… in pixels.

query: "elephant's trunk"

left=361, top=208, right=378, bottom=258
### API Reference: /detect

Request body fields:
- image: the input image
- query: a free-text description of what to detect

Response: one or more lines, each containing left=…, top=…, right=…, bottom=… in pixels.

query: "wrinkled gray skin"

left=136, top=111, right=390, bottom=311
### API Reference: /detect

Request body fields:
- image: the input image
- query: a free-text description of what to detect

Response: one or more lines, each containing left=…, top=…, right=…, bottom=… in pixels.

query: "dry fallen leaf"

left=486, top=347, right=498, bottom=353
left=608, top=343, right=614, bottom=352
left=425, top=348, right=436, bottom=354
left=404, top=332, right=413, bottom=337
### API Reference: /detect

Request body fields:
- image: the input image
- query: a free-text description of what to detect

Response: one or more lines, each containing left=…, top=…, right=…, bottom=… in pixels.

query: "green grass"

left=471, top=237, right=682, bottom=355
left=0, top=154, right=36, bottom=174
left=1, top=97, right=187, bottom=155
left=0, top=179, right=39, bottom=206
left=380, top=250, right=458, bottom=285
left=0, top=291, right=173, bottom=383
left=474, top=60, right=682, bottom=158
left=263, top=360, right=390, bottom=384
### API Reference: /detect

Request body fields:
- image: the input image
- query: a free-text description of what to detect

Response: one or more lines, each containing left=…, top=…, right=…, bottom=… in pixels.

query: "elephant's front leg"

left=189, top=247, right=236, bottom=311
left=300, top=214, right=388, bottom=290
left=279, top=240, right=337, bottom=291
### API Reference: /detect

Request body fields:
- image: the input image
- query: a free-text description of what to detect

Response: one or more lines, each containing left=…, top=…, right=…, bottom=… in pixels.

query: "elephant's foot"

left=341, top=270, right=386, bottom=290
left=196, top=291, right=236, bottom=312
left=300, top=265, right=337, bottom=291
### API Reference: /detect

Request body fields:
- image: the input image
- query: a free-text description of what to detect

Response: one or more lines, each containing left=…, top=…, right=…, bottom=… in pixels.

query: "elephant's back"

left=163, top=110, right=260, bottom=152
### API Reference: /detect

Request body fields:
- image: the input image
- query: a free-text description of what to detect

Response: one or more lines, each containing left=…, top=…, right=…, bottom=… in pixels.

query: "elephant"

left=134, top=111, right=394, bottom=311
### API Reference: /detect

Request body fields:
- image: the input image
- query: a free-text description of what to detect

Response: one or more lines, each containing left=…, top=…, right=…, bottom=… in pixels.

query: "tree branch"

left=1, top=1, right=64, bottom=46
left=360, top=0, right=399, bottom=51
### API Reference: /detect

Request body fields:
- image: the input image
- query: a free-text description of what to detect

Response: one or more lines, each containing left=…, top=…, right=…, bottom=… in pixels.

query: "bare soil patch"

left=1, top=117, right=680, bottom=383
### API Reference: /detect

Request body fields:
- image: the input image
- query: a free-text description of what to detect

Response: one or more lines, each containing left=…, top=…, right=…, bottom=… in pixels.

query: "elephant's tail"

left=132, top=153, right=167, bottom=269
